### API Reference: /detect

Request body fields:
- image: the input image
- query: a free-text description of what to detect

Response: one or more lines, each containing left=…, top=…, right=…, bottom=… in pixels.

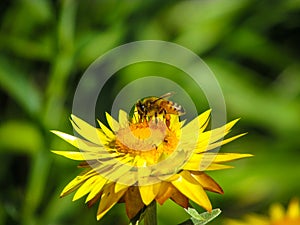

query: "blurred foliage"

left=0, top=0, right=300, bottom=225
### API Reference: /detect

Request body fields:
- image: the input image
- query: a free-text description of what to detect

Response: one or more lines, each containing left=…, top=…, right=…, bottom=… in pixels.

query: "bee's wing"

left=159, top=92, right=175, bottom=99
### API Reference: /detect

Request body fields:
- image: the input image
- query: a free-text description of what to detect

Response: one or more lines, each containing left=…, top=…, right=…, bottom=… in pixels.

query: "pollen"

left=115, top=118, right=179, bottom=165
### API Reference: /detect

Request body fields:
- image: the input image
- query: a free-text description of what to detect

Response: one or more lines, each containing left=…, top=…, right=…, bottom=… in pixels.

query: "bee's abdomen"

left=167, top=101, right=185, bottom=115
left=174, top=102, right=185, bottom=114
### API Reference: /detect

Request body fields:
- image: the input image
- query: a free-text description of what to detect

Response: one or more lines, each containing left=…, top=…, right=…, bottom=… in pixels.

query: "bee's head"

left=137, top=100, right=146, bottom=113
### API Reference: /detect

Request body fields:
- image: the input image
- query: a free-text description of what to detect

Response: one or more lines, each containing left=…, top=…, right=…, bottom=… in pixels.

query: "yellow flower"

left=225, top=198, right=300, bottom=225
left=52, top=109, right=251, bottom=220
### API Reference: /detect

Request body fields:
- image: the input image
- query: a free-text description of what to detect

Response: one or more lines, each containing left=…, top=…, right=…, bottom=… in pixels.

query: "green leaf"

left=129, top=201, right=157, bottom=225
left=0, top=57, right=42, bottom=116
left=75, top=25, right=124, bottom=68
left=143, top=201, right=157, bottom=225
left=0, top=120, right=43, bottom=154
left=180, top=208, right=221, bottom=225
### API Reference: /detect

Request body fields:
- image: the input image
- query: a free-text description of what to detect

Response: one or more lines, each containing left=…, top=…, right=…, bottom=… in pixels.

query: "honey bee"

left=130, top=92, right=185, bottom=127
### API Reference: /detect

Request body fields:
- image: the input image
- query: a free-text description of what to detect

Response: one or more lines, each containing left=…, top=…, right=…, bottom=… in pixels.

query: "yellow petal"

left=51, top=130, right=102, bottom=151
left=245, top=215, right=269, bottom=224
left=114, top=183, right=129, bottom=193
left=93, top=157, right=133, bottom=182
left=117, top=172, right=137, bottom=187
left=155, top=181, right=189, bottom=208
left=171, top=170, right=212, bottom=211
left=197, top=119, right=240, bottom=152
left=205, top=163, right=234, bottom=171
left=179, top=119, right=186, bottom=128
left=226, top=215, right=269, bottom=225
left=155, top=182, right=173, bottom=205
left=96, top=183, right=128, bottom=220
left=198, top=109, right=211, bottom=126
left=182, top=109, right=211, bottom=132
left=183, top=152, right=235, bottom=171
left=139, top=182, right=161, bottom=205
left=97, top=120, right=115, bottom=140
left=51, top=150, right=104, bottom=161
left=183, top=150, right=252, bottom=171
left=217, top=119, right=240, bottom=136
left=105, top=112, right=120, bottom=132
left=269, top=203, right=285, bottom=221
left=183, top=152, right=205, bottom=170
left=96, top=127, right=112, bottom=145
left=60, top=170, right=97, bottom=197
left=52, top=150, right=85, bottom=160
left=198, top=152, right=252, bottom=168
left=118, top=110, right=129, bottom=127
left=181, top=110, right=211, bottom=142
left=287, top=198, right=300, bottom=219
left=70, top=115, right=103, bottom=145
left=73, top=175, right=99, bottom=201
left=169, top=114, right=182, bottom=130
left=212, top=153, right=253, bottom=163
left=191, top=172, right=223, bottom=194
left=85, top=176, right=108, bottom=203
left=205, top=133, right=247, bottom=151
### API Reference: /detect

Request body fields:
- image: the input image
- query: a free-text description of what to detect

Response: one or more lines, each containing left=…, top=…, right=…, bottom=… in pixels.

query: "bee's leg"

left=148, top=115, right=152, bottom=123
left=165, top=114, right=171, bottom=128
left=152, top=144, right=158, bottom=150
left=140, top=115, right=145, bottom=123
left=141, top=109, right=148, bottom=123
left=161, top=109, right=170, bottom=128
left=144, top=115, right=149, bottom=124
left=134, top=114, right=139, bottom=123
left=154, top=112, right=158, bottom=124
left=139, top=115, right=143, bottom=123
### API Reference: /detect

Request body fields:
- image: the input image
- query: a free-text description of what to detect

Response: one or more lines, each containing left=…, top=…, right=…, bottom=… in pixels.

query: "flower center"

left=115, top=118, right=180, bottom=165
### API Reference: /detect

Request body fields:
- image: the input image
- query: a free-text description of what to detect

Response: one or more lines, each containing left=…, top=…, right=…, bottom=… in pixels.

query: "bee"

left=130, top=92, right=185, bottom=127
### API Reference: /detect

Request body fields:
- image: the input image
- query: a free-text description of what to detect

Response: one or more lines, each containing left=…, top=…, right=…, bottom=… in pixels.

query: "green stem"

left=144, top=201, right=157, bottom=225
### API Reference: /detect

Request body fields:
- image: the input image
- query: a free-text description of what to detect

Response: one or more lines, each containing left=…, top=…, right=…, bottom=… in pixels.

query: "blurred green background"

left=1, top=0, right=300, bottom=225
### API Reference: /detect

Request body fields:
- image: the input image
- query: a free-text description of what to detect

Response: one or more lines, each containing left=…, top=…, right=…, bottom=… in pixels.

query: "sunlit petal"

left=96, top=183, right=128, bottom=220
left=139, top=182, right=161, bottom=205
left=73, top=175, right=99, bottom=201
left=85, top=176, right=108, bottom=203
left=118, top=110, right=129, bottom=127
left=51, top=130, right=102, bottom=151
left=190, top=171, right=223, bottom=194
left=105, top=112, right=120, bottom=132
left=60, top=170, right=97, bottom=197
left=97, top=120, right=115, bottom=140
left=70, top=115, right=103, bottom=145
left=172, top=171, right=212, bottom=211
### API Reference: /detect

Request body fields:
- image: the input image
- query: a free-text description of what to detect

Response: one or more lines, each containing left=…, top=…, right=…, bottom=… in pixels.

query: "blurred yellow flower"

left=52, top=109, right=251, bottom=220
left=225, top=198, right=300, bottom=225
